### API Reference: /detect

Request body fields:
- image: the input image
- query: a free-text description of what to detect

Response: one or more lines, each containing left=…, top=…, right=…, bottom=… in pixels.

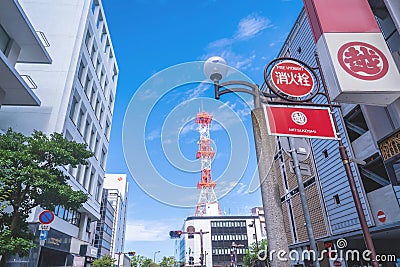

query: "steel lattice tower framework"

left=195, top=111, right=221, bottom=216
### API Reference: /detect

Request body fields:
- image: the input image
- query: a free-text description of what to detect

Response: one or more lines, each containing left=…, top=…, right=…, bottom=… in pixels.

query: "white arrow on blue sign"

left=39, top=230, right=48, bottom=241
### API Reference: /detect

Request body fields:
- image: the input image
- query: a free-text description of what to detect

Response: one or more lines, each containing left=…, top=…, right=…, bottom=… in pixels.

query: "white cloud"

left=185, top=82, right=210, bottom=99
left=145, top=129, right=161, bottom=141
left=125, top=220, right=178, bottom=242
left=235, top=182, right=248, bottom=195
left=201, top=13, right=271, bottom=71
left=234, top=13, right=272, bottom=40
left=207, top=38, right=233, bottom=49
left=180, top=122, right=198, bottom=136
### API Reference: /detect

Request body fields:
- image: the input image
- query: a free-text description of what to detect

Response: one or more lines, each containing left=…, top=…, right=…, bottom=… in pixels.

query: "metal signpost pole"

left=199, top=230, right=204, bottom=267
left=117, top=252, right=122, bottom=267
left=288, top=137, right=320, bottom=267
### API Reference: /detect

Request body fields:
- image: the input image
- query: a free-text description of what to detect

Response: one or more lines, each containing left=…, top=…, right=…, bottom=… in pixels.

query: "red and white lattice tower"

left=195, top=111, right=221, bottom=216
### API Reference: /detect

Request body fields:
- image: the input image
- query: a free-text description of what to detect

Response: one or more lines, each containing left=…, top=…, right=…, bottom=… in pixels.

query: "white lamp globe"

left=204, top=56, right=228, bottom=81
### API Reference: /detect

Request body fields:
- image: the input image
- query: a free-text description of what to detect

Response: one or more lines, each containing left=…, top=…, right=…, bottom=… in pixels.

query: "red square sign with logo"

left=264, top=105, right=337, bottom=140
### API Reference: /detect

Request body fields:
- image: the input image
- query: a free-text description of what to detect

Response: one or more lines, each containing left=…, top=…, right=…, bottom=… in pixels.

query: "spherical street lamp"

left=203, top=56, right=228, bottom=82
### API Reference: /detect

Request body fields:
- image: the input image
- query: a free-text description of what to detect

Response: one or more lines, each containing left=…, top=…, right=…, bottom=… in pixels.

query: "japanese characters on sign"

left=270, top=60, right=315, bottom=98
left=264, top=104, right=337, bottom=140
left=337, top=41, right=388, bottom=81
left=378, top=130, right=400, bottom=161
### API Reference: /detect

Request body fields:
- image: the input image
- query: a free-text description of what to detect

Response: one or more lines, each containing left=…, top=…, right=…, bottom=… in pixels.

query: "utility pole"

left=252, top=108, right=290, bottom=267
left=289, top=137, right=320, bottom=267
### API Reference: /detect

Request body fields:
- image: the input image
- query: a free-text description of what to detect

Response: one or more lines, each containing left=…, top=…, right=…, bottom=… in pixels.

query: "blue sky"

left=102, top=0, right=303, bottom=260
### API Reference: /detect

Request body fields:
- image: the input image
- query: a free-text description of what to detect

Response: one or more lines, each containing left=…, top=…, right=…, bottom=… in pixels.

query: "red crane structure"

left=194, top=111, right=221, bottom=216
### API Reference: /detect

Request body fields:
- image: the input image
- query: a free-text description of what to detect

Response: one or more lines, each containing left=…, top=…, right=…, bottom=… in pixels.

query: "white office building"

left=0, top=0, right=51, bottom=109
left=0, top=0, right=118, bottom=265
left=176, top=212, right=266, bottom=267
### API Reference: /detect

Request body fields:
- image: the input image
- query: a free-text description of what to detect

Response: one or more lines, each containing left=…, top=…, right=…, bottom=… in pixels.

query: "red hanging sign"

left=270, top=60, right=315, bottom=97
left=264, top=105, right=337, bottom=140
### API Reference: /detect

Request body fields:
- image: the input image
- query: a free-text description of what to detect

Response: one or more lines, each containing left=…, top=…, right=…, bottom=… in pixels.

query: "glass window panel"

left=0, top=25, right=10, bottom=53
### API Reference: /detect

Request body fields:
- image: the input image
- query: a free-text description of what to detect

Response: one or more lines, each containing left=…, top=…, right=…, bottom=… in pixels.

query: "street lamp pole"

left=199, top=229, right=205, bottom=267
left=205, top=57, right=290, bottom=267
left=117, top=252, right=125, bottom=267
left=154, top=251, right=160, bottom=264
left=288, top=136, right=320, bottom=267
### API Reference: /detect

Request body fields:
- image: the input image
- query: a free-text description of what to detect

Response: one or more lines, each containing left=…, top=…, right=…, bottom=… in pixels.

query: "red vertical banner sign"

left=302, top=0, right=400, bottom=105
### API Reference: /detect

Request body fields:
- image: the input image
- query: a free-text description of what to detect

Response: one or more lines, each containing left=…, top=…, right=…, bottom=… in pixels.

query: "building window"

left=95, top=98, right=101, bottom=119
left=0, top=24, right=10, bottom=53
left=91, top=0, right=98, bottom=14
left=91, top=44, right=97, bottom=65
left=99, top=105, right=105, bottom=123
left=77, top=108, right=86, bottom=134
left=76, top=165, right=82, bottom=181
left=84, top=74, right=92, bottom=97
left=100, top=147, right=107, bottom=169
left=103, top=224, right=113, bottom=236
left=54, top=205, right=81, bottom=227
left=344, top=105, right=369, bottom=142
left=86, top=217, right=92, bottom=232
left=69, top=94, right=80, bottom=123
left=90, top=129, right=96, bottom=150
left=333, top=194, right=340, bottom=205
left=94, top=135, right=100, bottom=156
left=77, top=61, right=86, bottom=85
left=104, top=80, right=109, bottom=98
left=84, top=29, right=92, bottom=50
left=100, top=70, right=105, bottom=88
left=88, top=169, right=95, bottom=194
left=96, top=58, right=102, bottom=77
left=104, top=39, right=110, bottom=54
left=100, top=26, right=107, bottom=43
left=358, top=153, right=390, bottom=193
left=83, top=120, right=91, bottom=142
left=101, top=239, right=111, bottom=250
left=79, top=165, right=88, bottom=185
left=90, top=87, right=97, bottom=108
left=109, top=93, right=114, bottom=112
left=112, top=64, right=118, bottom=82
left=96, top=12, right=103, bottom=29
left=105, top=120, right=111, bottom=140
left=95, top=180, right=102, bottom=202
left=83, top=165, right=91, bottom=188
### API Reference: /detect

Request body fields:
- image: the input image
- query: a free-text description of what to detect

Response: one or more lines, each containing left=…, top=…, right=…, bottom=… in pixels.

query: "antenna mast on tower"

left=195, top=111, right=221, bottom=216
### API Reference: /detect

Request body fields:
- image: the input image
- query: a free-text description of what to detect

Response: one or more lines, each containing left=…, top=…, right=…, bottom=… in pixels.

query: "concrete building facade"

left=94, top=188, right=116, bottom=258
left=103, top=174, right=128, bottom=267
left=177, top=214, right=266, bottom=267
left=0, top=0, right=51, bottom=108
left=0, top=0, right=118, bottom=265
left=269, top=1, right=400, bottom=266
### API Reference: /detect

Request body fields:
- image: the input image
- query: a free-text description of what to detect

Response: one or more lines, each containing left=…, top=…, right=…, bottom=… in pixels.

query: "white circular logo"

left=291, top=111, right=307, bottom=125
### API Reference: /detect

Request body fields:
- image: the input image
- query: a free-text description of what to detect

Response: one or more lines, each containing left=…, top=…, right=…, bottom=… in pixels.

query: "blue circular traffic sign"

left=39, top=210, right=55, bottom=225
